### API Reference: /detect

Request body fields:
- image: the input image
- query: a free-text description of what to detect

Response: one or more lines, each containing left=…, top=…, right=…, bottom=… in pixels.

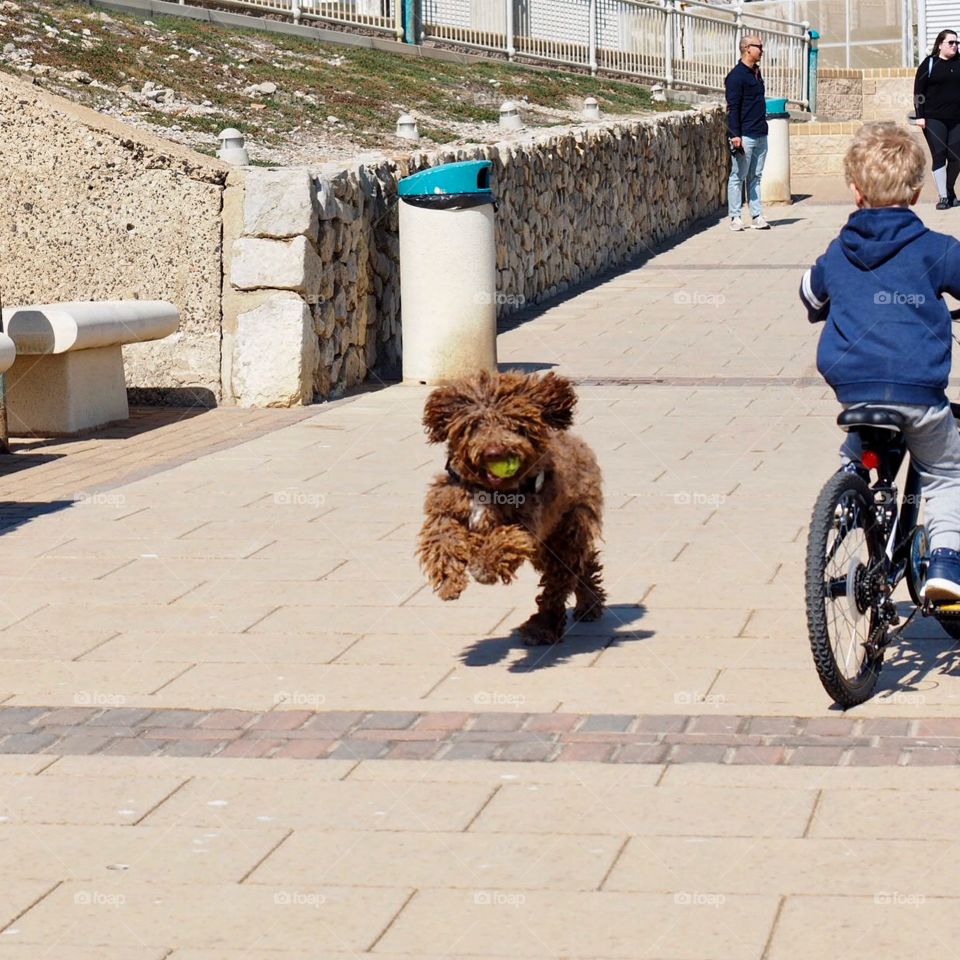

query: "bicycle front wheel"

left=805, top=472, right=886, bottom=707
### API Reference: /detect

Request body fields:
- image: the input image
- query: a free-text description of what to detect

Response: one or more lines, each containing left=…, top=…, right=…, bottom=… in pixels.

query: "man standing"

left=725, top=34, right=770, bottom=231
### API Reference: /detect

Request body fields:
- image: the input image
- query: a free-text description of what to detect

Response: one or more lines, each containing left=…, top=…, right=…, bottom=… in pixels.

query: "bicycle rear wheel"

left=805, top=472, right=886, bottom=707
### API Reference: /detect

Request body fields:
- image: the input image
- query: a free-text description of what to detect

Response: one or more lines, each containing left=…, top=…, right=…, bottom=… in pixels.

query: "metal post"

left=807, top=27, right=819, bottom=115
left=291, top=0, right=300, bottom=21
left=918, top=0, right=927, bottom=62
left=506, top=0, right=515, bottom=60
left=588, top=0, right=597, bottom=74
left=734, top=0, right=743, bottom=58
left=395, top=0, right=405, bottom=41
left=844, top=0, right=850, bottom=68
left=663, top=0, right=674, bottom=89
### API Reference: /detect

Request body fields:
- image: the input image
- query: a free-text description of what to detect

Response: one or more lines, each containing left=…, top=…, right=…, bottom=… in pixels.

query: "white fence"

left=421, top=0, right=812, bottom=106
left=187, top=0, right=404, bottom=38
left=176, top=0, right=811, bottom=106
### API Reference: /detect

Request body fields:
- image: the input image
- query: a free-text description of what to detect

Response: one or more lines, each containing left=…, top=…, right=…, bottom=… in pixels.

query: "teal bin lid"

left=398, top=160, right=493, bottom=199
left=765, top=97, right=789, bottom=116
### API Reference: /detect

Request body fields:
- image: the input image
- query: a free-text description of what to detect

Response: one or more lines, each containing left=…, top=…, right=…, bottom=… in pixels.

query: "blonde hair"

left=844, top=121, right=926, bottom=206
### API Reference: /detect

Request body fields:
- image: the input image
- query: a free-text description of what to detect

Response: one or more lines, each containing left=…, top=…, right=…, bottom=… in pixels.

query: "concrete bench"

left=0, top=301, right=179, bottom=435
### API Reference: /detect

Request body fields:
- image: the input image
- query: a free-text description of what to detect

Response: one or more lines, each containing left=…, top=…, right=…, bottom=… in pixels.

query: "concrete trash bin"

left=761, top=97, right=792, bottom=204
left=399, top=159, right=498, bottom=384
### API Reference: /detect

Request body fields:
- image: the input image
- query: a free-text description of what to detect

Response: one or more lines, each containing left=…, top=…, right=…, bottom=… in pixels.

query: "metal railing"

left=419, top=0, right=812, bottom=106
left=187, top=0, right=404, bottom=38
left=174, top=0, right=811, bottom=106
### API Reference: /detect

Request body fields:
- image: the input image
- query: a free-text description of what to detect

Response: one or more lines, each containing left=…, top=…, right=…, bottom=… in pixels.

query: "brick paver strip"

left=7, top=706, right=960, bottom=765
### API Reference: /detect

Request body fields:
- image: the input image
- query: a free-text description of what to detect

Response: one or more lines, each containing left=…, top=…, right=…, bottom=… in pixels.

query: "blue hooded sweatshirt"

left=800, top=207, right=960, bottom=406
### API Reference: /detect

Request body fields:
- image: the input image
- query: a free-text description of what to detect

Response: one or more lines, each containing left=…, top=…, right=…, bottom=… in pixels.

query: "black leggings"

left=924, top=117, right=960, bottom=196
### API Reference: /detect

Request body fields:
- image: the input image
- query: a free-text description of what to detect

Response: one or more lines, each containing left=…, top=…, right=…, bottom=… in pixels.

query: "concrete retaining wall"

left=0, top=72, right=227, bottom=406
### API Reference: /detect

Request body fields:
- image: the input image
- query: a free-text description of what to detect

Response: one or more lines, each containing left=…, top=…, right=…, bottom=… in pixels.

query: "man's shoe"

left=922, top=548, right=960, bottom=602
left=752, top=216, right=771, bottom=230
left=730, top=217, right=744, bottom=231
left=937, top=196, right=952, bottom=210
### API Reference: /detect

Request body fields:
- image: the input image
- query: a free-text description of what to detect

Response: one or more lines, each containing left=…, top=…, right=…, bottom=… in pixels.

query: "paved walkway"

left=1, top=199, right=960, bottom=957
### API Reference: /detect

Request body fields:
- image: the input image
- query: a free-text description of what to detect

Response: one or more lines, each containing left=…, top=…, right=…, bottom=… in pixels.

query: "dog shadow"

left=459, top=603, right=651, bottom=673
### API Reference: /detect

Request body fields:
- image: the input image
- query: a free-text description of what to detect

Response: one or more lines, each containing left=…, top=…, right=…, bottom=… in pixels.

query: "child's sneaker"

left=730, top=217, right=744, bottom=231
left=752, top=216, right=771, bottom=230
left=922, top=548, right=960, bottom=602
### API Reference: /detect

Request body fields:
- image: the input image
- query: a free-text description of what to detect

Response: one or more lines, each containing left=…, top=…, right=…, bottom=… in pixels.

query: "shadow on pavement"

left=0, top=500, right=73, bottom=535
left=460, top=602, right=650, bottom=672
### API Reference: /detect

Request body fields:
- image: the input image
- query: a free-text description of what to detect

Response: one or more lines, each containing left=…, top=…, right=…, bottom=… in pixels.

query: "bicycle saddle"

left=836, top=407, right=907, bottom=432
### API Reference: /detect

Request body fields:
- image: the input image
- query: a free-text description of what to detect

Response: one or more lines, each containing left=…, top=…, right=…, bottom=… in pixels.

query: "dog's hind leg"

left=573, top=549, right=606, bottom=622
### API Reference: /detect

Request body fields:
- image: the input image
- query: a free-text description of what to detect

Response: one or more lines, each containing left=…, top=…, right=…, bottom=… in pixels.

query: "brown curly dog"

left=417, top=370, right=605, bottom=646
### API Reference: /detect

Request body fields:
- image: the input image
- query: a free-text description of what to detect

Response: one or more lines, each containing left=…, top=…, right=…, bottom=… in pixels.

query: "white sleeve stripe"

left=801, top=269, right=827, bottom=309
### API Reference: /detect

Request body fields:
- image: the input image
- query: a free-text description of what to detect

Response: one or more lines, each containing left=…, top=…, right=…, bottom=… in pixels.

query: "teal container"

left=765, top=97, right=789, bottom=118
left=399, top=160, right=494, bottom=209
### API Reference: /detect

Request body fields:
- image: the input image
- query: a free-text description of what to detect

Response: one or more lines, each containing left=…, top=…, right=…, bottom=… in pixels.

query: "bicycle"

left=805, top=393, right=960, bottom=708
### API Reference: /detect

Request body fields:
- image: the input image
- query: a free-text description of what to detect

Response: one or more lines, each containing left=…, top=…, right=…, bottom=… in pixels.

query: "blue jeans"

left=727, top=135, right=768, bottom=219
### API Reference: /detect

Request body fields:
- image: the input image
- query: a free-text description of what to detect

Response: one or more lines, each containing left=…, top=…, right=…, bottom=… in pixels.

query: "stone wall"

left=816, top=67, right=917, bottom=124
left=0, top=72, right=227, bottom=405
left=224, top=107, right=729, bottom=403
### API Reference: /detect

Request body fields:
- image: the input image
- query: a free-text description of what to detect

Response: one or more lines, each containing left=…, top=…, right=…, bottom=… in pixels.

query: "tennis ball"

left=487, top=456, right=521, bottom=479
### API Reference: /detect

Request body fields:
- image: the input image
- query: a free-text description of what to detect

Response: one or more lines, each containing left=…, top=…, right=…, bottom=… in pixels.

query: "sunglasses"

left=748, top=43, right=764, bottom=50
left=945, top=40, right=959, bottom=46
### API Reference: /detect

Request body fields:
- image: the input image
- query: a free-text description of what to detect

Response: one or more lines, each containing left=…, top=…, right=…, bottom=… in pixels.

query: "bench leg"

left=6, top=346, right=129, bottom=436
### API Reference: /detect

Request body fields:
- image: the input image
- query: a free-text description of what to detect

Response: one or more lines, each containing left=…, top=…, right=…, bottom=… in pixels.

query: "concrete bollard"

left=396, top=113, right=420, bottom=141
left=583, top=97, right=601, bottom=121
left=761, top=99, right=792, bottom=205
left=499, top=101, right=523, bottom=132
left=217, top=128, right=249, bottom=165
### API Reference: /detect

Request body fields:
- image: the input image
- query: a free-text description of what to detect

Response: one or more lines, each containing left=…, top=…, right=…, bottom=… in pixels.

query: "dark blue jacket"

left=725, top=60, right=767, bottom=138
left=800, top=207, right=960, bottom=406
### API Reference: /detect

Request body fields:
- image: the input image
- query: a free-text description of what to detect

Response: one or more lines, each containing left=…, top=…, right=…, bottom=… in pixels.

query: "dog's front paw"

left=435, top=569, right=468, bottom=601
left=468, top=557, right=499, bottom=586
left=470, top=528, right=533, bottom=586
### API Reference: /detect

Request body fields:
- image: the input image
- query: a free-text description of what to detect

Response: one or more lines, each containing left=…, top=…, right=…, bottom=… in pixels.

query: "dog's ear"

left=532, top=373, right=577, bottom=430
left=422, top=383, right=468, bottom=443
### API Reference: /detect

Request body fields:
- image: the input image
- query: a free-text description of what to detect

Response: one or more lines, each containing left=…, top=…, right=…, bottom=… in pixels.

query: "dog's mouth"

left=483, top=454, right=522, bottom=486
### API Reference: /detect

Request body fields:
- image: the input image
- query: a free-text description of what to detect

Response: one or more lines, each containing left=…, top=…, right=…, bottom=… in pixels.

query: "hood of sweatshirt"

left=839, top=207, right=929, bottom=270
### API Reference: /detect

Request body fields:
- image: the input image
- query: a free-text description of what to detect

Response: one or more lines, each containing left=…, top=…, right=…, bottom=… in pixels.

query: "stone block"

left=232, top=295, right=318, bottom=407
left=230, top=236, right=321, bottom=299
left=243, top=168, right=318, bottom=241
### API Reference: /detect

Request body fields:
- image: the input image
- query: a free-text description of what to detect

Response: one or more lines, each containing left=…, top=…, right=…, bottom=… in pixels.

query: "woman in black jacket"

left=915, top=29, right=960, bottom=209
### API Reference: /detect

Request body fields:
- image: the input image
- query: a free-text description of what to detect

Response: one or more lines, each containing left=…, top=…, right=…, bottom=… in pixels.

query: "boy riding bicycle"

left=800, top=120, right=960, bottom=602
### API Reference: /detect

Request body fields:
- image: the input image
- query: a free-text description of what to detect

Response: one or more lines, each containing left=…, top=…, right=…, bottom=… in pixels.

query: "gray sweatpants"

left=840, top=402, right=960, bottom=551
